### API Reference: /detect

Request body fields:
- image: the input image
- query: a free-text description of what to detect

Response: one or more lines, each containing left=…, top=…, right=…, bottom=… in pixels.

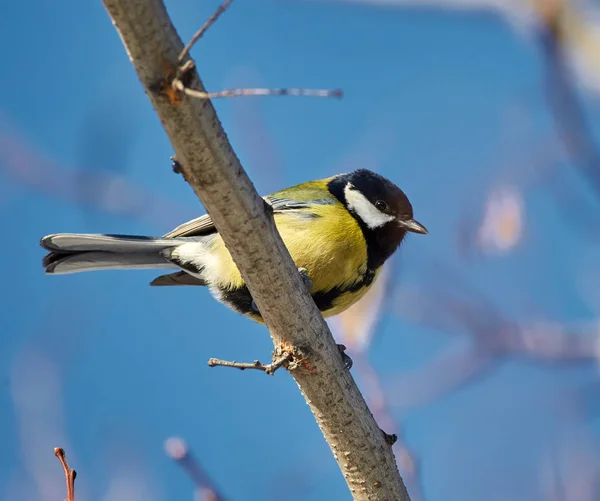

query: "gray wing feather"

left=266, top=197, right=312, bottom=210
left=162, top=214, right=216, bottom=238
left=163, top=197, right=333, bottom=238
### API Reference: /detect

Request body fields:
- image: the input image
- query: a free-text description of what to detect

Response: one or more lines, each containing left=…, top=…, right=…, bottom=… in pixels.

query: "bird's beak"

left=398, top=218, right=428, bottom=234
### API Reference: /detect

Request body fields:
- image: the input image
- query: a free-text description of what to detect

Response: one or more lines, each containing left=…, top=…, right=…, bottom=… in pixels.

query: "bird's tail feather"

left=41, top=233, right=182, bottom=275
left=41, top=233, right=179, bottom=253
left=44, top=251, right=179, bottom=275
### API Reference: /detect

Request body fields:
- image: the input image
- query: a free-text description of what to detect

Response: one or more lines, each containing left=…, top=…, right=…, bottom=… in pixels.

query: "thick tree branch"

left=101, top=1, right=410, bottom=499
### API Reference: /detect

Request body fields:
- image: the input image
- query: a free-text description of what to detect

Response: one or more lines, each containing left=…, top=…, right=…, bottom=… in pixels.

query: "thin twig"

left=208, top=350, right=292, bottom=375
left=172, top=63, right=342, bottom=102
left=54, top=447, right=76, bottom=501
left=179, top=85, right=343, bottom=100
left=172, top=1, right=342, bottom=104
left=178, top=0, right=232, bottom=64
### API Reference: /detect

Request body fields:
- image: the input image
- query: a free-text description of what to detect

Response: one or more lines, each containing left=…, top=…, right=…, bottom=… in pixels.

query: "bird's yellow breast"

left=276, top=202, right=368, bottom=294
left=203, top=200, right=374, bottom=318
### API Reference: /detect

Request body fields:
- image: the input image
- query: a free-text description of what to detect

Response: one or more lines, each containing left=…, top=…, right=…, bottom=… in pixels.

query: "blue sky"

left=1, top=1, right=600, bottom=500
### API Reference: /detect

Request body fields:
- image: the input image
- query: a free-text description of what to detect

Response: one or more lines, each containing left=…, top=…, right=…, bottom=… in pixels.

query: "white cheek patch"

left=344, top=183, right=395, bottom=229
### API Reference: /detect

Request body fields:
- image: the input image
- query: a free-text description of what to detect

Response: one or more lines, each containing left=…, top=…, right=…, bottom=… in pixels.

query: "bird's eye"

left=375, top=200, right=388, bottom=211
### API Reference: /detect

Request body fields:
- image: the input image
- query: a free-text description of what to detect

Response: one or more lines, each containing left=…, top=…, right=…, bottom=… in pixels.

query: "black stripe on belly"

left=220, top=284, right=342, bottom=319
left=219, top=286, right=257, bottom=316
left=311, top=268, right=375, bottom=312
left=218, top=268, right=376, bottom=318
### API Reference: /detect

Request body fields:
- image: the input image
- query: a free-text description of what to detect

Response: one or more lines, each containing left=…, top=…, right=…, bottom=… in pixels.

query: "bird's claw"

left=337, top=344, right=353, bottom=371
left=171, top=155, right=182, bottom=174
left=382, top=429, right=398, bottom=446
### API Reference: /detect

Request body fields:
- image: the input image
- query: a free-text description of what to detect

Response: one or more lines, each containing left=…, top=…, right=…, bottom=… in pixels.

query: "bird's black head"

left=328, top=169, right=427, bottom=269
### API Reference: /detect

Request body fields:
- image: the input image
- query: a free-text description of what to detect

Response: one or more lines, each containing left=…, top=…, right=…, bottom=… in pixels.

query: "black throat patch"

left=327, top=175, right=405, bottom=272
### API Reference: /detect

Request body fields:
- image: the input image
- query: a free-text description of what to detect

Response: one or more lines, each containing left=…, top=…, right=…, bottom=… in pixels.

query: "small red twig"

left=54, top=447, right=76, bottom=501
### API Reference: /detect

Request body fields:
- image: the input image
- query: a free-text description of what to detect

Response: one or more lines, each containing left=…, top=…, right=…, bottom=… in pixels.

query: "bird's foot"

left=170, top=155, right=183, bottom=174
left=337, top=344, right=353, bottom=371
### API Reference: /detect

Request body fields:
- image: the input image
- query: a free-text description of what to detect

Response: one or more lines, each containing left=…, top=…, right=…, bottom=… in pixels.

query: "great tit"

left=40, top=169, right=427, bottom=322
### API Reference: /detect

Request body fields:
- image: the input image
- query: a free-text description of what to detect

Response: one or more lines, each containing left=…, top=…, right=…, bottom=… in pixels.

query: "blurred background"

left=2, top=0, right=600, bottom=500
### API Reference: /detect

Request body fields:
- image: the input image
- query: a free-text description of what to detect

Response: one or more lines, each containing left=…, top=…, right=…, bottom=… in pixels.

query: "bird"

left=41, top=169, right=427, bottom=323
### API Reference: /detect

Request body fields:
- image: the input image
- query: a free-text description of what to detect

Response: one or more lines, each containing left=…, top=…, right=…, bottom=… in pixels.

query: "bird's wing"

left=162, top=213, right=216, bottom=238
left=265, top=196, right=315, bottom=210
left=163, top=196, right=334, bottom=238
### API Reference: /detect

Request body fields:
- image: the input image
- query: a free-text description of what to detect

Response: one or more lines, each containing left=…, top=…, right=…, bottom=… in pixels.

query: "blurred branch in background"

left=456, top=104, right=536, bottom=261
left=461, top=183, right=525, bottom=260
left=533, top=0, right=600, bottom=238
left=324, top=0, right=539, bottom=35
left=388, top=258, right=600, bottom=410
left=0, top=111, right=190, bottom=230
left=165, top=437, right=229, bottom=501
left=540, top=445, right=600, bottom=501
left=537, top=383, right=600, bottom=501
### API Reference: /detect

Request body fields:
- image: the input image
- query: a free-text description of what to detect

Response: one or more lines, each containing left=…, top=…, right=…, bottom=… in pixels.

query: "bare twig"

left=179, top=86, right=344, bottom=100
left=208, top=349, right=292, bottom=375
left=172, top=4, right=341, bottom=103
left=389, top=257, right=600, bottom=409
left=54, top=447, right=76, bottom=501
left=101, top=1, right=409, bottom=499
left=178, top=0, right=232, bottom=64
